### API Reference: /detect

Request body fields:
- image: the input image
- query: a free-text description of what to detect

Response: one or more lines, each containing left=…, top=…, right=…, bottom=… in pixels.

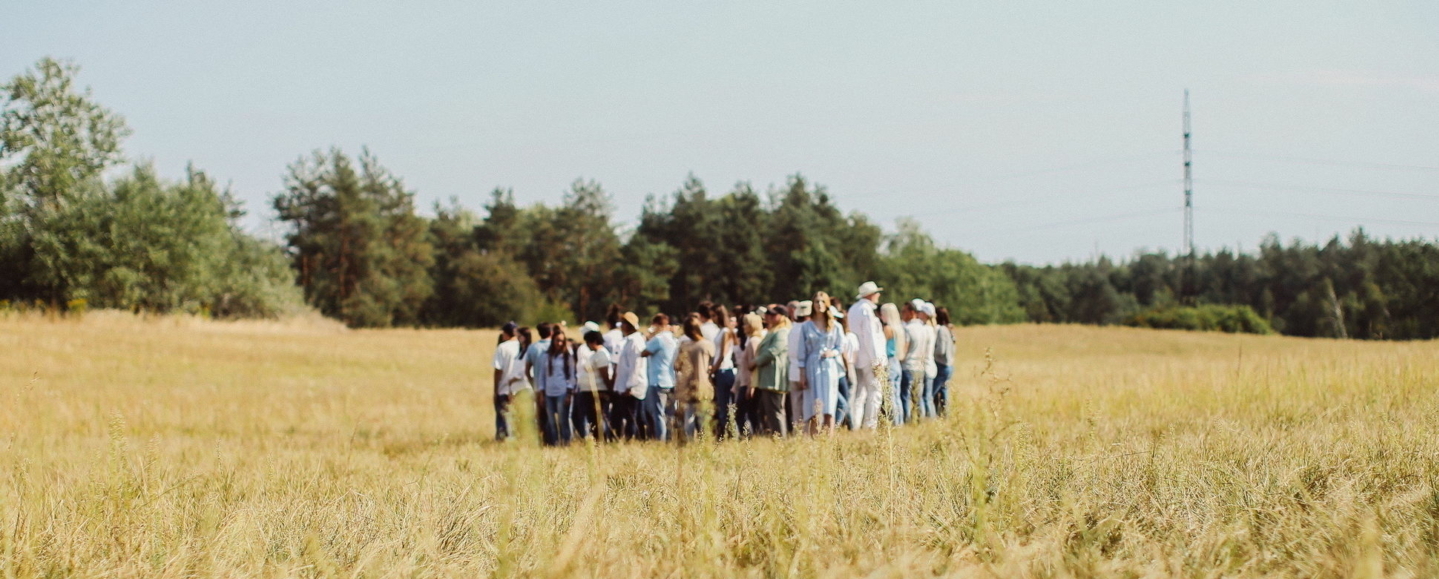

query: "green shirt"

left=752, top=327, right=789, bottom=392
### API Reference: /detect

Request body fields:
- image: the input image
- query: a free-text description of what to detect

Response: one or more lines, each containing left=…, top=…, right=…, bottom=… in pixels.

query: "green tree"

left=273, top=148, right=434, bottom=327
left=0, top=57, right=131, bottom=302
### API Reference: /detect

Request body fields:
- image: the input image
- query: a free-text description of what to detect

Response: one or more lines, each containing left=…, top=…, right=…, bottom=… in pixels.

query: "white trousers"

left=850, top=364, right=885, bottom=429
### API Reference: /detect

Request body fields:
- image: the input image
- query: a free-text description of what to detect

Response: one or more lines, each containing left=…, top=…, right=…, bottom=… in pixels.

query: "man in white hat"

left=846, top=281, right=886, bottom=429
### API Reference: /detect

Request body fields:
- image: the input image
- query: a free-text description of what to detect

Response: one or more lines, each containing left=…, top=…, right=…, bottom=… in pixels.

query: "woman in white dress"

left=795, top=291, right=848, bottom=435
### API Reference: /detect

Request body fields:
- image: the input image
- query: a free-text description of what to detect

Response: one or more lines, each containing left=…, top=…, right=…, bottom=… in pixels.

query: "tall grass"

left=2, top=311, right=1436, bottom=577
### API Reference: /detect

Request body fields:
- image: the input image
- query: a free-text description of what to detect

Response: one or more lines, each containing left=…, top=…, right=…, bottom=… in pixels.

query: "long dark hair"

left=712, top=304, right=736, bottom=351
left=547, top=332, right=574, bottom=380
left=517, top=327, right=534, bottom=357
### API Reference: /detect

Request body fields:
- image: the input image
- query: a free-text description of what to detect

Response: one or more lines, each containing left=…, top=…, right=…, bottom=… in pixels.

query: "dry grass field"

left=3, top=311, right=1438, bottom=577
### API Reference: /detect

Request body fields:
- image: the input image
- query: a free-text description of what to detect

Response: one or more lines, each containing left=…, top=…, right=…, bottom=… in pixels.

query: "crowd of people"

left=490, top=281, right=958, bottom=444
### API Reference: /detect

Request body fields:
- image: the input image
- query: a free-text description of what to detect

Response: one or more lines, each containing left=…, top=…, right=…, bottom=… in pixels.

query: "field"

left=2, top=312, right=1437, bottom=578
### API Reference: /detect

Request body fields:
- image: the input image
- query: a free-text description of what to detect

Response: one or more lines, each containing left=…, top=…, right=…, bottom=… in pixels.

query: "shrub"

left=1124, top=304, right=1274, bottom=335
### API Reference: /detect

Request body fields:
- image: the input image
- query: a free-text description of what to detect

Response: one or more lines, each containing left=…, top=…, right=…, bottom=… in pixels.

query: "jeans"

left=887, top=361, right=903, bottom=426
left=898, top=370, right=913, bottom=425
left=713, top=369, right=736, bottom=438
left=932, top=364, right=952, bottom=417
left=677, top=400, right=713, bottom=442
left=641, top=385, right=671, bottom=441
left=835, top=374, right=852, bottom=429
left=494, top=393, right=512, bottom=441
left=543, top=395, right=573, bottom=445
left=572, top=391, right=607, bottom=440
left=918, top=375, right=936, bottom=419
left=609, top=394, right=641, bottom=441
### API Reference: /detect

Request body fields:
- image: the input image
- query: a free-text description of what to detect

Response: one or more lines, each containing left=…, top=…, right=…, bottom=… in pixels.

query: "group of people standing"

left=490, top=281, right=957, bottom=444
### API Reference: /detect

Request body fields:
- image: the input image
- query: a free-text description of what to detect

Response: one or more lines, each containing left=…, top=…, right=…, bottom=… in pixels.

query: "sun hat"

left=855, top=281, right=883, bottom=299
left=795, top=300, right=814, bottom=317
left=621, top=311, right=640, bottom=329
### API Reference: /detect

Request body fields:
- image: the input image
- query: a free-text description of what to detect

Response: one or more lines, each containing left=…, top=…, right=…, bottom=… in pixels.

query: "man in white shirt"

left=846, top=282, right=886, bottom=429
left=787, top=300, right=812, bottom=430
left=603, top=308, right=625, bottom=374
left=611, top=312, right=649, bottom=440
left=491, top=322, right=523, bottom=441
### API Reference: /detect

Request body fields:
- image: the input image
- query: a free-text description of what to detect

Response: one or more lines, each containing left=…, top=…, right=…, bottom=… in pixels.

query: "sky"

left=3, top=1, right=1437, bottom=264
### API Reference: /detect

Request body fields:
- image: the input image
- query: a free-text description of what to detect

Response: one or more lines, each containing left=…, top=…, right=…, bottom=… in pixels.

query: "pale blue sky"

left=4, top=1, right=1437, bottom=263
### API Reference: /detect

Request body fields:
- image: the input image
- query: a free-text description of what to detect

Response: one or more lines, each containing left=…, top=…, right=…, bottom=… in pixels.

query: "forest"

left=3, top=58, right=1436, bottom=339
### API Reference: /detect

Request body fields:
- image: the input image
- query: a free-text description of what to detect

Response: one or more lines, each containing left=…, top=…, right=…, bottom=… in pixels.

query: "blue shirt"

left=644, top=333, right=677, bottom=388
left=527, top=338, right=550, bottom=391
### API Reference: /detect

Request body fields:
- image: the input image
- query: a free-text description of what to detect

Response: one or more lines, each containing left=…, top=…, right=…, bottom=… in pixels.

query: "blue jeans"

left=898, top=370, right=913, bottom=424
left=835, top=374, right=851, bottom=429
left=918, top=375, right=936, bottom=419
left=544, top=395, right=573, bottom=445
left=494, top=394, right=512, bottom=441
left=677, top=400, right=712, bottom=442
left=887, top=361, right=903, bottom=426
left=713, top=369, right=736, bottom=438
left=641, top=385, right=670, bottom=441
left=933, top=364, right=951, bottom=417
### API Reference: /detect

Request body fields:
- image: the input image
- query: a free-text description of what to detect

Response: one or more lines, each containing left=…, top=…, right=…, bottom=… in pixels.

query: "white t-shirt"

left=493, top=339, right=526, bottom=396
left=712, top=327, right=735, bottom=370
left=577, top=346, right=612, bottom=393
left=787, top=322, right=804, bottom=383
left=700, top=321, right=719, bottom=343
left=603, top=328, right=624, bottom=368
left=903, top=320, right=933, bottom=374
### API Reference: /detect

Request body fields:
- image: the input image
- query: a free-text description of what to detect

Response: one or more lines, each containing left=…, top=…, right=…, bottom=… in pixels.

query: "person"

left=698, top=301, right=719, bottom=343
left=921, top=302, right=940, bottom=419
left=787, top=300, right=811, bottom=430
left=603, top=304, right=626, bottom=369
left=932, top=306, right=956, bottom=417
left=674, top=314, right=716, bottom=442
left=734, top=312, right=766, bottom=436
left=540, top=331, right=577, bottom=445
left=749, top=305, right=791, bottom=436
left=878, top=304, right=906, bottom=426
left=710, top=304, right=739, bottom=438
left=574, top=330, right=614, bottom=440
left=847, top=282, right=886, bottom=430
left=795, top=293, right=846, bottom=435
left=838, top=308, right=858, bottom=430
left=526, top=322, right=555, bottom=441
left=639, top=313, right=678, bottom=441
left=491, top=322, right=523, bottom=441
left=611, top=312, right=648, bottom=440
left=903, top=300, right=936, bottom=420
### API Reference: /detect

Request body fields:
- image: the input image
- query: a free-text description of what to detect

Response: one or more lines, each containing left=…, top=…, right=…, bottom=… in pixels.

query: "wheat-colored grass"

left=2, top=310, right=1436, bottom=577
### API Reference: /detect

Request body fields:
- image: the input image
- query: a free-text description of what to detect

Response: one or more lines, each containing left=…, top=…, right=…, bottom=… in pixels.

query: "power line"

left=1196, top=179, right=1439, bottom=201
left=1195, top=150, right=1439, bottom=173
left=895, top=179, right=1179, bottom=220
left=1198, top=206, right=1439, bottom=228
left=968, top=207, right=1182, bottom=236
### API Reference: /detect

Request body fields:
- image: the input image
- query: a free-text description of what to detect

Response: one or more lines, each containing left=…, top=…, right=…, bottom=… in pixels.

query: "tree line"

left=3, top=58, right=1435, bottom=339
